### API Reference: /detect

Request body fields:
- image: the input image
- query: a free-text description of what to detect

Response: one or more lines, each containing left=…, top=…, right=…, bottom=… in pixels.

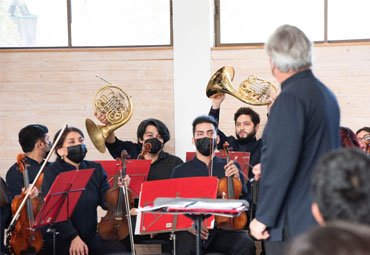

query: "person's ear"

left=312, top=202, right=325, bottom=226
left=216, top=135, right=220, bottom=145
left=192, top=137, right=195, bottom=146
left=255, top=123, right=260, bottom=132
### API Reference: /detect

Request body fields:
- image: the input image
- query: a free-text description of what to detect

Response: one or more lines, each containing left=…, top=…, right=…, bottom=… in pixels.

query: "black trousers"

left=175, top=229, right=255, bottom=255
left=43, top=234, right=129, bottom=255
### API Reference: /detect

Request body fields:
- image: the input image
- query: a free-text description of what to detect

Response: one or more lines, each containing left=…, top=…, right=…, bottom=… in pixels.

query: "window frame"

left=214, top=0, right=370, bottom=47
left=0, top=0, right=173, bottom=50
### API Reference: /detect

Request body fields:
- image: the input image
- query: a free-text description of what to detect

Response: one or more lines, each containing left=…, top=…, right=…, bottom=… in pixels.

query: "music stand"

left=33, top=169, right=94, bottom=255
left=186, top=152, right=250, bottom=182
left=139, top=197, right=249, bottom=255
left=95, top=159, right=151, bottom=198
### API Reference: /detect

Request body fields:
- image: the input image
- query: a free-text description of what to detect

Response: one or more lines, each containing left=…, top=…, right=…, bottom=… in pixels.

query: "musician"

left=170, top=115, right=255, bottom=255
left=6, top=124, right=51, bottom=200
left=209, top=95, right=262, bottom=178
left=95, top=113, right=183, bottom=181
left=1, top=178, right=11, bottom=255
left=340, top=127, right=360, bottom=148
left=311, top=148, right=370, bottom=226
left=249, top=25, right=340, bottom=255
left=42, top=127, right=128, bottom=255
left=356, top=127, right=370, bottom=154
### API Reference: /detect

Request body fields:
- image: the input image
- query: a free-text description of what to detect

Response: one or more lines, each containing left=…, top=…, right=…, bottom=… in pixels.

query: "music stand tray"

left=33, top=169, right=94, bottom=228
left=139, top=197, right=249, bottom=255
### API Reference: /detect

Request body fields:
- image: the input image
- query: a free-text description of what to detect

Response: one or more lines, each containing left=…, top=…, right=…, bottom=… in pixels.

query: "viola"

left=137, top=143, right=152, bottom=159
left=9, top=154, right=43, bottom=255
left=215, top=142, right=247, bottom=230
left=98, top=150, right=134, bottom=241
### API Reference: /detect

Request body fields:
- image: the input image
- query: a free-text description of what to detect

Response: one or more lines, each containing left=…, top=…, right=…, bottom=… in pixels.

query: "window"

left=0, top=0, right=172, bottom=48
left=216, top=0, right=370, bottom=46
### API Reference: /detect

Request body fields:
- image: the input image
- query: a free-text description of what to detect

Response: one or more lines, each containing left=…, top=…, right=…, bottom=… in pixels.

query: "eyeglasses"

left=358, top=134, right=370, bottom=142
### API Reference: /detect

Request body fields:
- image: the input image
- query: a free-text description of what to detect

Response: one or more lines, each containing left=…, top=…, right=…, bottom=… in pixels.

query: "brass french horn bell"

left=206, top=66, right=277, bottom=106
left=86, top=82, right=133, bottom=153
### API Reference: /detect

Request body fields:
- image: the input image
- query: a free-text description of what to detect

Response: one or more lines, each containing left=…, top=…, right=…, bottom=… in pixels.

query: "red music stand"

left=135, top=177, right=218, bottom=235
left=32, top=169, right=94, bottom=255
left=186, top=152, right=250, bottom=182
left=95, top=159, right=151, bottom=198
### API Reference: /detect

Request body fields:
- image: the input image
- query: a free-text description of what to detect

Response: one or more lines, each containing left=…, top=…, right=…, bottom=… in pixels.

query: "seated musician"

left=170, top=115, right=255, bottom=255
left=42, top=127, right=128, bottom=255
left=1, top=178, right=11, bottom=255
left=356, top=126, right=370, bottom=154
left=6, top=124, right=51, bottom=200
left=209, top=94, right=263, bottom=179
left=95, top=113, right=183, bottom=181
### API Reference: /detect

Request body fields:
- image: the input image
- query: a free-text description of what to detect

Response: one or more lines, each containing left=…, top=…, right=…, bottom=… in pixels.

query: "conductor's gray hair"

left=265, top=25, right=313, bottom=72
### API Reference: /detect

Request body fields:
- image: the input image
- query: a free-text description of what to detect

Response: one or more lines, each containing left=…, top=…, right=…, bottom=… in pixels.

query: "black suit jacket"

left=256, top=69, right=340, bottom=241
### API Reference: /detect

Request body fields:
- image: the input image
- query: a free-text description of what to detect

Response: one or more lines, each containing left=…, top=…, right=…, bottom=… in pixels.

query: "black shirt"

left=106, top=138, right=183, bottom=181
left=42, top=159, right=111, bottom=247
left=209, top=108, right=262, bottom=178
left=170, top=156, right=248, bottom=200
left=6, top=156, right=47, bottom=199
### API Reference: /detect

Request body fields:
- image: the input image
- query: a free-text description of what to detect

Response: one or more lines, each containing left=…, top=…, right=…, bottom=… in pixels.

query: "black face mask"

left=66, top=144, right=87, bottom=164
left=144, top=138, right=163, bottom=154
left=43, top=141, right=52, bottom=159
left=195, top=137, right=217, bottom=156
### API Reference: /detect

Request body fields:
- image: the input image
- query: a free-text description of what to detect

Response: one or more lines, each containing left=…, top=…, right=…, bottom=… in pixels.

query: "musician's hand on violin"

left=224, top=160, right=240, bottom=180
left=252, top=163, right=261, bottom=181
left=117, top=175, right=131, bottom=187
left=212, top=93, right=225, bottom=110
left=250, top=218, right=270, bottom=240
left=189, top=226, right=209, bottom=240
left=22, top=186, right=39, bottom=199
left=70, top=236, right=88, bottom=255
left=130, top=207, right=138, bottom=216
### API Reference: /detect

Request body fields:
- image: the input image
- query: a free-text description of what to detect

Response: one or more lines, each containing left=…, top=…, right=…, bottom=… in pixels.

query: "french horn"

left=206, top=66, right=277, bottom=106
left=86, top=82, right=133, bottom=153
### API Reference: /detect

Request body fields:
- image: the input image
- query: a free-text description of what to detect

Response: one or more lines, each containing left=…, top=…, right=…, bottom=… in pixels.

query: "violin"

left=137, top=142, right=152, bottom=159
left=9, top=154, right=43, bottom=255
left=215, top=142, right=247, bottom=230
left=98, top=150, right=135, bottom=241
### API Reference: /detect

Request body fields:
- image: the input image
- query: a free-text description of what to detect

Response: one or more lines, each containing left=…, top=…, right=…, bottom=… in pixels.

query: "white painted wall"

left=173, top=0, right=214, bottom=160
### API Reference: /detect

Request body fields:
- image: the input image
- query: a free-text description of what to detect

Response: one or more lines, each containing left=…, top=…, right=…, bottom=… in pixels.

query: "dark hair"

left=53, top=127, right=84, bottom=159
left=233, top=107, right=260, bottom=126
left=192, top=115, right=218, bottom=135
left=340, top=127, right=360, bottom=148
left=312, top=148, right=370, bottom=224
left=137, top=118, right=170, bottom=144
left=287, top=221, right=370, bottom=255
left=356, top=126, right=370, bottom=135
left=18, top=124, right=49, bottom=153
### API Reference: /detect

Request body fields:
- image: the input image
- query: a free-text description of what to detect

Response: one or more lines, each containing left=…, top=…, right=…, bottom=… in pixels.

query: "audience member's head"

left=287, top=221, right=370, bottom=255
left=340, top=127, right=360, bottom=148
left=311, top=148, right=370, bottom=225
left=356, top=127, right=370, bottom=153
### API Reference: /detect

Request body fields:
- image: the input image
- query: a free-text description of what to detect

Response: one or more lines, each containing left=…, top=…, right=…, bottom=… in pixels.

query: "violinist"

left=170, top=115, right=255, bottom=255
left=42, top=127, right=128, bottom=255
left=94, top=114, right=183, bottom=181
left=1, top=177, right=11, bottom=255
left=6, top=124, right=51, bottom=200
